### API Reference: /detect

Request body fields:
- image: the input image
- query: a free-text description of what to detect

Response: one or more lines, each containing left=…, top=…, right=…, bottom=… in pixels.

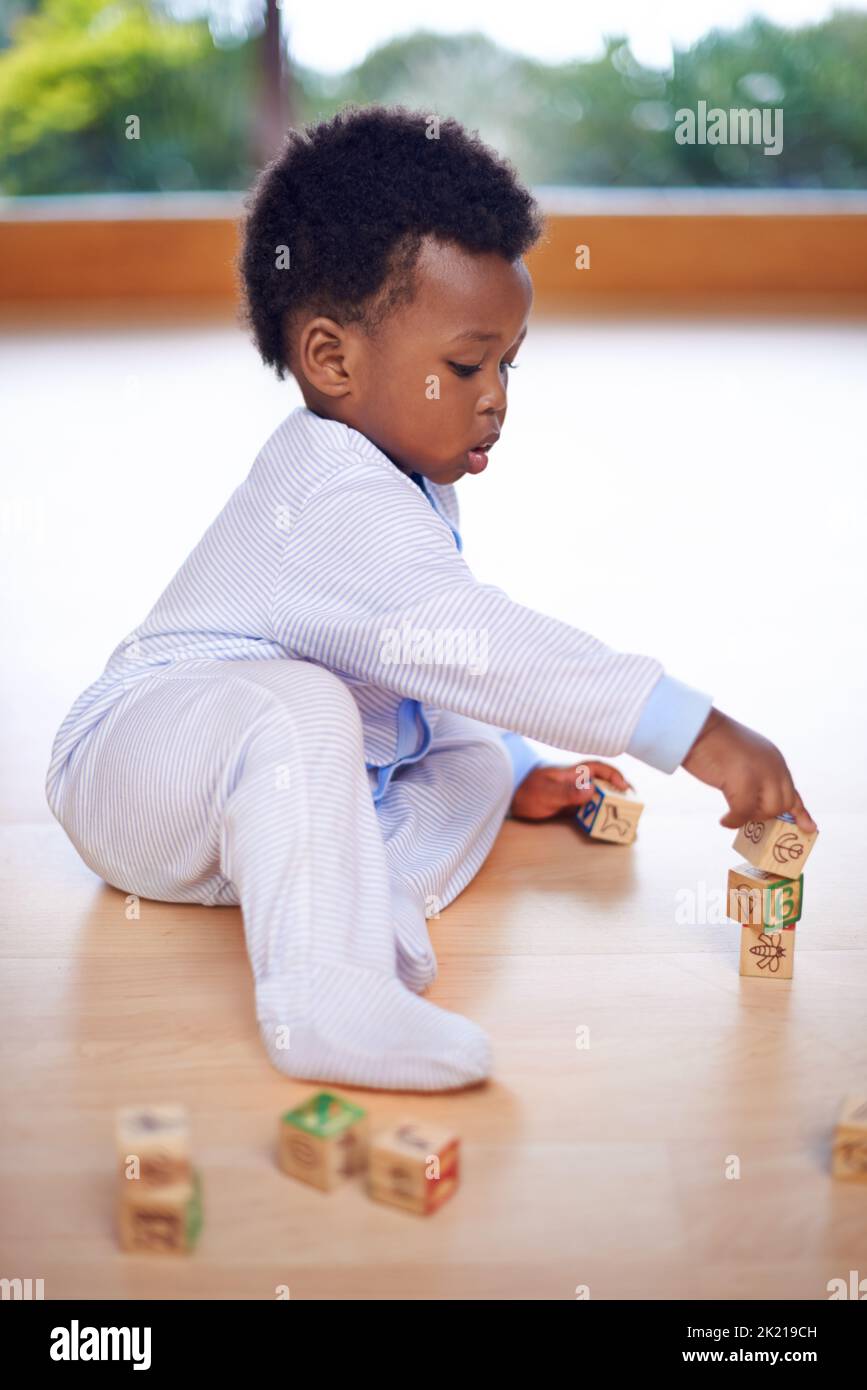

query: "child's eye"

left=448, top=360, right=521, bottom=378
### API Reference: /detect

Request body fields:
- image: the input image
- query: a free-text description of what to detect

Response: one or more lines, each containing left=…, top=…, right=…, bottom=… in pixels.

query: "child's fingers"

left=789, top=789, right=817, bottom=834
left=720, top=788, right=817, bottom=835
left=564, top=771, right=597, bottom=807
left=583, top=761, right=634, bottom=792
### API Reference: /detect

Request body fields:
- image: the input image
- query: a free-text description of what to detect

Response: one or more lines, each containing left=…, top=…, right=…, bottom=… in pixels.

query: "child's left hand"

left=510, top=761, right=634, bottom=822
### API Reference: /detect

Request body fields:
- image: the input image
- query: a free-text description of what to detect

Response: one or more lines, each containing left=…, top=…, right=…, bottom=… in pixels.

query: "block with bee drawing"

left=116, top=1104, right=191, bottom=1188
left=738, top=923, right=795, bottom=979
left=832, top=1095, right=867, bottom=1184
left=574, top=778, right=644, bottom=846
left=727, top=861, right=804, bottom=931
left=732, top=812, right=817, bottom=880
left=118, top=1170, right=203, bottom=1254
left=368, top=1119, right=459, bottom=1215
left=277, top=1091, right=367, bottom=1192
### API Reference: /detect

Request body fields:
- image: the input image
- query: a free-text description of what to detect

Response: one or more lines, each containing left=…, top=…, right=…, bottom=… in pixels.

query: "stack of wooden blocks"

left=277, top=1091, right=460, bottom=1215
left=726, top=813, right=818, bottom=978
left=116, top=1105, right=203, bottom=1254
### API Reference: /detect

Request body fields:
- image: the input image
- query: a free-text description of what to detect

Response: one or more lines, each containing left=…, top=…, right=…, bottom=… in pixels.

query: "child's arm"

left=273, top=464, right=663, bottom=753
left=272, top=464, right=814, bottom=831
left=508, top=709, right=816, bottom=833
left=503, top=671, right=715, bottom=817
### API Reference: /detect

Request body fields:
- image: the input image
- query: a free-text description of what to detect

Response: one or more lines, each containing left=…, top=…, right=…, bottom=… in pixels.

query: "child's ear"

left=296, top=316, right=353, bottom=396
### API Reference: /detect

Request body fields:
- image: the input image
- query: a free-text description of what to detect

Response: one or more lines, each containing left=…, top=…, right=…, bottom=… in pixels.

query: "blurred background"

left=1, top=1, right=866, bottom=824
left=2, top=0, right=867, bottom=193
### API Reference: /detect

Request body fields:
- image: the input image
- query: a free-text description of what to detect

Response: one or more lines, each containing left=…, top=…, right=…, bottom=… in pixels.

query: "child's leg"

left=376, top=711, right=514, bottom=991
left=48, top=659, right=490, bottom=1091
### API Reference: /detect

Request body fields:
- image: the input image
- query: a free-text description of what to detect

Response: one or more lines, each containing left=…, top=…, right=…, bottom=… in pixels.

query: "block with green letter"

left=278, top=1091, right=368, bottom=1192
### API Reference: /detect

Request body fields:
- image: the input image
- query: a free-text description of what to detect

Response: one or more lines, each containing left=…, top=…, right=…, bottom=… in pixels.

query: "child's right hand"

left=682, top=707, right=817, bottom=834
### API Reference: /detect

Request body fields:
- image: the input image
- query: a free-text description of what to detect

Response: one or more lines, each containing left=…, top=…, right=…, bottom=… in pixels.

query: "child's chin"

left=428, top=460, right=469, bottom=484
left=424, top=465, right=460, bottom=484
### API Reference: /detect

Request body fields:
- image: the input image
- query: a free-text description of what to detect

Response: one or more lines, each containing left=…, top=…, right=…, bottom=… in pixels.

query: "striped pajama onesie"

left=45, top=407, right=712, bottom=1091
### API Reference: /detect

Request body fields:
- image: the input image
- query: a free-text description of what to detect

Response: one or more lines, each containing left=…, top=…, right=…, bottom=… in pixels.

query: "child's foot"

left=256, top=962, right=490, bottom=1091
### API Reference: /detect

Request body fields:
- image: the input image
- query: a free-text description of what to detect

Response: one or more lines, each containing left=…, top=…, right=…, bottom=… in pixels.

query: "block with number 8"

left=732, top=812, right=817, bottom=879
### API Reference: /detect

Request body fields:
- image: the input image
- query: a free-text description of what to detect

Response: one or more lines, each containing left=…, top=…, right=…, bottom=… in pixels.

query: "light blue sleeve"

left=625, top=674, right=713, bottom=774
left=500, top=731, right=545, bottom=793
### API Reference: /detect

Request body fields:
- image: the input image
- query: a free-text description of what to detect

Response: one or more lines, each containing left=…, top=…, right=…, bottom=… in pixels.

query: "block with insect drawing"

left=831, top=1095, right=867, bottom=1183
left=277, top=1091, right=367, bottom=1192
left=727, top=861, right=804, bottom=931
left=575, top=778, right=644, bottom=846
left=732, top=812, right=817, bottom=879
left=738, top=923, right=795, bottom=979
left=368, top=1119, right=460, bottom=1215
left=118, top=1169, right=203, bottom=1254
left=115, top=1104, right=191, bottom=1188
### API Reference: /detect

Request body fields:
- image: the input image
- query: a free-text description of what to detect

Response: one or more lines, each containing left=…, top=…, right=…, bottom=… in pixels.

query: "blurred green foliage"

left=1, top=0, right=866, bottom=195
left=0, top=0, right=261, bottom=192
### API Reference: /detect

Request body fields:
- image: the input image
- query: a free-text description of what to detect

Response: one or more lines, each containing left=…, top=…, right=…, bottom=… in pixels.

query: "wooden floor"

left=1, top=812, right=865, bottom=1300
left=1, top=305, right=865, bottom=1299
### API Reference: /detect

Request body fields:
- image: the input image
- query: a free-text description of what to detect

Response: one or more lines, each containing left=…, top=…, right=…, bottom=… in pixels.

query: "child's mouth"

left=466, top=447, right=489, bottom=473
left=466, top=432, right=499, bottom=474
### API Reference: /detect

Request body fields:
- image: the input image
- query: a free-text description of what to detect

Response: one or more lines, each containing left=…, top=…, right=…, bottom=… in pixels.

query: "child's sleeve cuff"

left=499, top=731, right=544, bottom=793
left=625, top=675, right=714, bottom=774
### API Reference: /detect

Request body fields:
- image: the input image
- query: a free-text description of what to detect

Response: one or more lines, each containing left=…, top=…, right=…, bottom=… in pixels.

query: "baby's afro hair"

left=240, top=104, right=545, bottom=379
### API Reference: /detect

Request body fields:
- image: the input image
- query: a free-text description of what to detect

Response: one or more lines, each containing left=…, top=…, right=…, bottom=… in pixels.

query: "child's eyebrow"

left=448, top=330, right=499, bottom=343
left=448, top=327, right=529, bottom=345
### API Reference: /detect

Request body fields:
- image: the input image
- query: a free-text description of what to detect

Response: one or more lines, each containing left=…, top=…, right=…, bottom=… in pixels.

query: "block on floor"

left=118, top=1169, right=203, bottom=1254
left=575, top=778, right=644, bottom=846
left=115, top=1104, right=191, bottom=1187
left=368, top=1119, right=459, bottom=1215
left=738, top=923, right=795, bottom=979
left=832, top=1095, right=867, bottom=1183
left=278, top=1091, right=367, bottom=1192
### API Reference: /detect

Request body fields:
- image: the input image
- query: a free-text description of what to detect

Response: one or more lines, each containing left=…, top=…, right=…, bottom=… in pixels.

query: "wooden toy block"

left=115, top=1105, right=191, bottom=1187
left=278, top=1091, right=367, bottom=1192
left=118, top=1170, right=203, bottom=1254
left=727, top=861, right=804, bottom=931
left=575, top=778, right=644, bottom=846
left=832, top=1095, right=867, bottom=1183
left=732, top=812, right=817, bottom=880
left=368, top=1119, right=459, bottom=1215
left=738, top=923, right=795, bottom=979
